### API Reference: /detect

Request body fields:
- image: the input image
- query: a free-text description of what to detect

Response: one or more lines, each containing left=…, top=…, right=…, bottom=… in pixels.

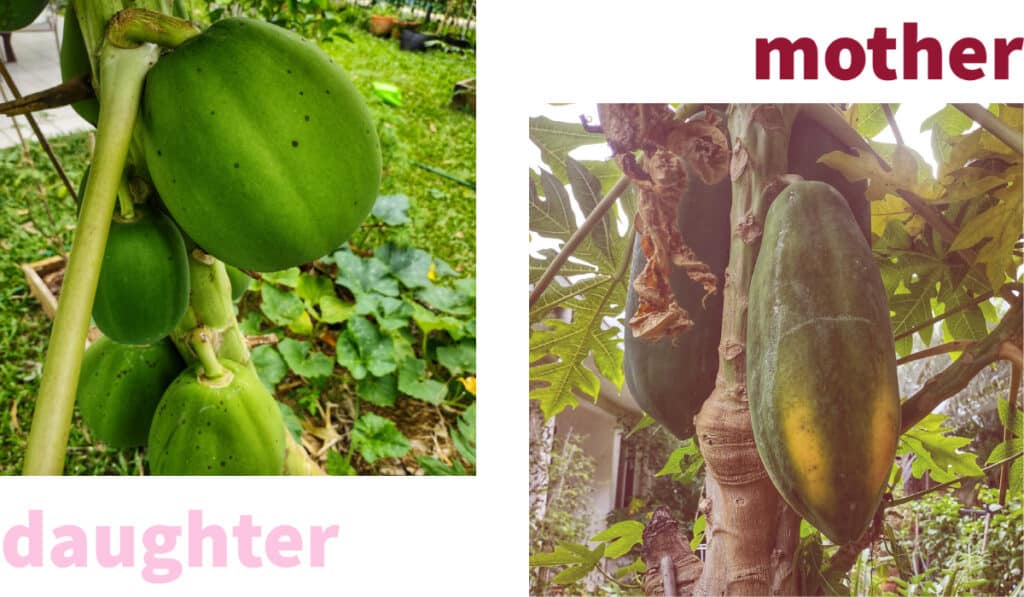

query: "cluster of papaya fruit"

left=623, top=108, right=898, bottom=543
left=58, top=9, right=381, bottom=474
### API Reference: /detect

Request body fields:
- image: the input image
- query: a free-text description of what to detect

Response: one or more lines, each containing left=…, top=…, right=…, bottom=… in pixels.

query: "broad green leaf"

left=625, top=413, right=655, bottom=438
left=357, top=374, right=398, bottom=407
left=375, top=243, right=434, bottom=289
left=238, top=311, right=264, bottom=336
left=397, top=358, right=447, bottom=404
left=251, top=345, right=287, bottom=391
left=613, top=558, right=646, bottom=580
left=901, top=414, right=984, bottom=483
left=889, top=276, right=938, bottom=357
left=690, top=514, right=706, bottom=551
left=334, top=250, right=400, bottom=298
left=348, top=315, right=398, bottom=377
left=950, top=198, right=1022, bottom=292
left=371, top=194, right=411, bottom=226
left=287, top=310, right=314, bottom=336
left=452, top=402, right=475, bottom=465
left=847, top=103, right=897, bottom=139
left=566, top=156, right=611, bottom=264
left=531, top=169, right=575, bottom=241
left=656, top=446, right=686, bottom=477
left=436, top=340, right=475, bottom=375
left=335, top=334, right=368, bottom=380
left=279, top=402, right=304, bottom=443
left=590, top=520, right=643, bottom=559
left=938, top=285, right=987, bottom=344
left=262, top=268, right=301, bottom=288
left=530, top=249, right=596, bottom=286
left=410, top=300, right=463, bottom=338
left=996, top=396, right=1023, bottom=437
left=319, top=295, right=354, bottom=324
left=351, top=413, right=409, bottom=463
left=417, top=456, right=466, bottom=475
left=416, top=284, right=473, bottom=316
left=296, top=273, right=335, bottom=306
left=325, top=451, right=357, bottom=476
left=261, top=283, right=306, bottom=326
left=530, top=115, right=607, bottom=180
left=278, top=338, right=335, bottom=379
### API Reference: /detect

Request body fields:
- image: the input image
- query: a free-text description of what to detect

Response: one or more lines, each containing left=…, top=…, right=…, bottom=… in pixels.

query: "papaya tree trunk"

left=641, top=105, right=807, bottom=595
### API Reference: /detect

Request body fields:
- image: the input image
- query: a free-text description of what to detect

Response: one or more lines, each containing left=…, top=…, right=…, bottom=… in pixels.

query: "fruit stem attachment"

left=24, top=42, right=160, bottom=475
left=106, top=8, right=201, bottom=50
left=190, top=327, right=227, bottom=381
left=116, top=177, right=135, bottom=220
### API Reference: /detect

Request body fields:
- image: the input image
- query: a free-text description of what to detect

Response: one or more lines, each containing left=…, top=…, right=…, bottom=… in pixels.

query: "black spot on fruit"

left=234, top=162, right=239, bottom=168
left=305, top=115, right=310, bottom=121
left=291, top=140, right=299, bottom=147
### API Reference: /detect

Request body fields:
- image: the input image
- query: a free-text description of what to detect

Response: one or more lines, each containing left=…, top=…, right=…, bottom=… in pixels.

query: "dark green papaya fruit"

left=225, top=264, right=250, bottom=302
left=77, top=336, right=185, bottom=449
left=59, top=4, right=99, bottom=126
left=622, top=115, right=732, bottom=440
left=789, top=110, right=870, bottom=242
left=140, top=17, right=381, bottom=272
left=0, top=0, right=48, bottom=31
left=93, top=204, right=190, bottom=345
left=147, top=359, right=287, bottom=475
left=747, top=181, right=899, bottom=544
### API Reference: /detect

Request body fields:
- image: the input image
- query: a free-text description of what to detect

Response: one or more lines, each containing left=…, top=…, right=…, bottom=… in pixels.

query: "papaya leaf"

left=261, top=283, right=306, bottom=326
left=530, top=115, right=607, bottom=181
left=937, top=285, right=988, bottom=344
left=566, top=156, right=612, bottom=265
left=590, top=520, right=643, bottom=559
left=278, top=338, right=335, bottom=379
left=371, top=194, right=411, bottom=226
left=251, top=344, right=287, bottom=391
left=889, top=276, right=938, bottom=357
left=529, top=274, right=615, bottom=324
left=530, top=250, right=597, bottom=286
left=351, top=413, right=409, bottom=463
left=625, top=413, right=655, bottom=438
left=996, top=396, right=1023, bottom=437
left=985, top=439, right=1023, bottom=496
left=950, top=198, right=1022, bottom=292
left=847, top=103, right=897, bottom=139
left=690, top=514, right=705, bottom=551
left=550, top=545, right=605, bottom=585
left=614, top=558, right=646, bottom=579
left=900, top=414, right=984, bottom=483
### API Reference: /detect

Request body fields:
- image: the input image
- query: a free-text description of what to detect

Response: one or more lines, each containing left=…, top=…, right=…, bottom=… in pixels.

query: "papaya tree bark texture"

left=637, top=104, right=805, bottom=596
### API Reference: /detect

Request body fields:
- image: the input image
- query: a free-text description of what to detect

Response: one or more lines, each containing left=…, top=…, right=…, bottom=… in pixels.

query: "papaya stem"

left=116, top=176, right=135, bottom=220
left=190, top=327, right=227, bottom=379
left=23, top=43, right=160, bottom=476
left=107, top=8, right=202, bottom=50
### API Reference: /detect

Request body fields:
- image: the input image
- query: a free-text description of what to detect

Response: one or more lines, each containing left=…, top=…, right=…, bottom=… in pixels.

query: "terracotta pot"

left=368, top=15, right=395, bottom=37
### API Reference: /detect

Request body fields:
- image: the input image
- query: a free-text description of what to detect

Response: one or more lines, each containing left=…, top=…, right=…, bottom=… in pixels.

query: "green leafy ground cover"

left=0, top=15, right=475, bottom=475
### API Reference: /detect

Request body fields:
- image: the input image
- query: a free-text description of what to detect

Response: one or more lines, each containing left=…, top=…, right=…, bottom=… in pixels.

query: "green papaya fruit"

left=0, top=0, right=48, bottom=31
left=789, top=110, right=871, bottom=242
left=225, top=264, right=251, bottom=302
left=147, top=359, right=287, bottom=475
left=747, top=181, right=899, bottom=544
left=622, top=112, right=732, bottom=440
left=93, top=204, right=190, bottom=345
left=140, top=17, right=381, bottom=272
left=59, top=4, right=99, bottom=126
left=77, top=336, right=185, bottom=449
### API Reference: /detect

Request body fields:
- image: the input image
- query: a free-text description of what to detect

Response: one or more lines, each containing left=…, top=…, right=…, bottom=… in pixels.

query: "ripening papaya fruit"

left=59, top=4, right=99, bottom=126
left=147, top=359, right=286, bottom=475
left=92, top=204, right=190, bottom=345
left=77, top=336, right=185, bottom=449
left=0, top=0, right=49, bottom=31
left=140, top=17, right=381, bottom=272
left=747, top=181, right=899, bottom=544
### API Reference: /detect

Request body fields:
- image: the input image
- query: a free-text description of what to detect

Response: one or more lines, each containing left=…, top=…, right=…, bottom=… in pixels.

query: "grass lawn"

left=0, top=17, right=475, bottom=475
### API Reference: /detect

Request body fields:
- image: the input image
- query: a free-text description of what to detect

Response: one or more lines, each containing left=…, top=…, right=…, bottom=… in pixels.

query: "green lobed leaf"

left=278, top=337, right=335, bottom=379
left=397, top=358, right=448, bottom=404
left=901, top=414, right=985, bottom=483
left=351, top=413, right=410, bottom=463
left=436, top=340, right=476, bottom=375
left=335, top=334, right=368, bottom=380
left=417, top=456, right=466, bottom=475
left=357, top=373, right=398, bottom=408
left=416, top=284, right=473, bottom=316
left=278, top=402, right=304, bottom=443
left=334, top=250, right=400, bottom=298
left=319, top=295, right=354, bottom=324
left=375, top=243, right=433, bottom=289
left=296, top=273, right=336, bottom=306
left=451, top=402, right=476, bottom=466
left=325, top=450, right=356, bottom=476
left=371, top=194, right=411, bottom=226
left=261, top=283, right=306, bottom=326
left=590, top=520, right=643, bottom=559
left=262, top=268, right=301, bottom=288
left=529, top=115, right=607, bottom=181
left=251, top=344, right=287, bottom=391
left=348, top=315, right=398, bottom=377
